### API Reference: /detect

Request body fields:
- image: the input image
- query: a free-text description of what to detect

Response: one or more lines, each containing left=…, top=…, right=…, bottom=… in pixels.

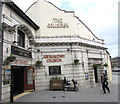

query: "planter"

left=50, top=79, right=63, bottom=91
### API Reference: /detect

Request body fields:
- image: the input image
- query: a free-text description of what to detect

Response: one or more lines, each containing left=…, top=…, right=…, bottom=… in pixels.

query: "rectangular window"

left=26, top=69, right=33, bottom=85
left=49, top=66, right=61, bottom=75
left=18, top=30, right=25, bottom=47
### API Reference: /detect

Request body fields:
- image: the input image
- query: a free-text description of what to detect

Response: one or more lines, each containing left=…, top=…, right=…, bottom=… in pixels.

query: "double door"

left=11, top=66, right=35, bottom=102
left=24, top=66, right=35, bottom=91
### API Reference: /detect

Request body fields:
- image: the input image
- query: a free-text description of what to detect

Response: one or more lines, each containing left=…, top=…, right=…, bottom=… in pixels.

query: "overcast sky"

left=12, top=0, right=118, bottom=58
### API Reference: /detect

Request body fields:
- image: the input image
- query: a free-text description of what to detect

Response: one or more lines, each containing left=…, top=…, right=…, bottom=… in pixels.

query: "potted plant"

left=35, top=60, right=42, bottom=67
left=74, top=59, right=79, bottom=65
left=103, top=63, right=108, bottom=67
left=6, top=53, right=16, bottom=62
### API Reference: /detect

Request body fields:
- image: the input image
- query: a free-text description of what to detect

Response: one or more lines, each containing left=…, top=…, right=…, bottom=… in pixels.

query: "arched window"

left=17, top=29, right=25, bottom=47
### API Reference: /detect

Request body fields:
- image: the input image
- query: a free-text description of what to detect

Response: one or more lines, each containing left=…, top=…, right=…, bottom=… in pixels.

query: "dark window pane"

left=18, top=30, right=25, bottom=47
left=49, top=66, right=61, bottom=75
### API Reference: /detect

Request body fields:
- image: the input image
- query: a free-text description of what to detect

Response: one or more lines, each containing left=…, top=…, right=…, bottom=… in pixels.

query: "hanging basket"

left=35, top=60, right=42, bottom=67
left=103, top=63, right=108, bottom=67
left=74, top=59, right=79, bottom=65
left=5, top=53, right=16, bottom=64
left=7, top=56, right=16, bottom=62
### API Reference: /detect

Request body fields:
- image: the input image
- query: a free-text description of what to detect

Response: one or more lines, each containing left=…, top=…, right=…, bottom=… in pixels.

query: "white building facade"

left=1, top=0, right=112, bottom=103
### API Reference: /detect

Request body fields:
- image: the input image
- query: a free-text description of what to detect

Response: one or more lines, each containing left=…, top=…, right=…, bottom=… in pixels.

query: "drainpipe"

left=0, top=0, right=3, bottom=103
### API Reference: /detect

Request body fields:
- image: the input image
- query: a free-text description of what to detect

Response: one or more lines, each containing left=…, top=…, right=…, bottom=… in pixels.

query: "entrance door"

left=10, top=66, right=35, bottom=102
left=94, top=66, right=98, bottom=83
left=24, top=67, right=35, bottom=91
left=11, top=66, right=24, bottom=96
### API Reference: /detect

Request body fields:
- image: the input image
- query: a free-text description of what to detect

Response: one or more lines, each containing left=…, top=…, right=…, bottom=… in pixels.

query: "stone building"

left=0, top=0, right=112, bottom=103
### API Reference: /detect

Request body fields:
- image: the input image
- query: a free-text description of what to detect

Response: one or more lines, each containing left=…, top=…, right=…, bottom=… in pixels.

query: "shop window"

left=49, top=66, right=61, bottom=75
left=3, top=69, right=11, bottom=85
left=17, top=29, right=25, bottom=47
left=26, top=69, right=33, bottom=85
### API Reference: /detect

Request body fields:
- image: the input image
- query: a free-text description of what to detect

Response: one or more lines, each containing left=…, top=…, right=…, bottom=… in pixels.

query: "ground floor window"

left=49, top=66, right=61, bottom=75
left=26, top=68, right=33, bottom=84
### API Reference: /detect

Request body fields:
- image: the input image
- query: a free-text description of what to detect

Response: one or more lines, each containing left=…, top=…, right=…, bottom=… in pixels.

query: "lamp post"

left=0, top=0, right=3, bottom=103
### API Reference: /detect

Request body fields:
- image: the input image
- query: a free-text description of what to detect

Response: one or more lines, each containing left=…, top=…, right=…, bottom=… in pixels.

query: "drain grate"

left=52, top=96, right=56, bottom=98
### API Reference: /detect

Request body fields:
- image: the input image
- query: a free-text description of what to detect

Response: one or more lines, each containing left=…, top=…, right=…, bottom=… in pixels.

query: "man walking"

left=101, top=73, right=110, bottom=94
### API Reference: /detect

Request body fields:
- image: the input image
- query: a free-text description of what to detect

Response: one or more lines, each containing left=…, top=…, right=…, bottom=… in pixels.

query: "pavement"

left=14, top=73, right=119, bottom=103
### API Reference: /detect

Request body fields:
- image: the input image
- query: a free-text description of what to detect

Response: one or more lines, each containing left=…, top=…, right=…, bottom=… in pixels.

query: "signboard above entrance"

left=11, top=46, right=32, bottom=58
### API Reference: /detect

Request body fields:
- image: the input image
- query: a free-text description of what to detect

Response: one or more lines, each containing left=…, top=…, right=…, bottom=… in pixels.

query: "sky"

left=12, top=0, right=118, bottom=58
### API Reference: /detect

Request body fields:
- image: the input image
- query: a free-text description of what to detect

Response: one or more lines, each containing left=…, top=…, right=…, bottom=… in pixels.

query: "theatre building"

left=1, top=0, right=112, bottom=102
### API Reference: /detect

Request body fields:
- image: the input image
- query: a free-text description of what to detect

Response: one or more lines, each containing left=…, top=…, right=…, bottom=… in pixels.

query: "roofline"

left=3, top=0, right=39, bottom=30
left=74, top=16, right=104, bottom=42
left=26, top=0, right=74, bottom=14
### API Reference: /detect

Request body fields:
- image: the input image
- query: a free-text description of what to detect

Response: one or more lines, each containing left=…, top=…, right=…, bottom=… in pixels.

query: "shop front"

left=11, top=66, right=35, bottom=96
left=9, top=46, right=35, bottom=102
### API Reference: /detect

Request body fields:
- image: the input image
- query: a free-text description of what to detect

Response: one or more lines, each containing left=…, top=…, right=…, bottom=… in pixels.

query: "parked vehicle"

left=112, top=68, right=120, bottom=71
left=64, top=79, right=79, bottom=92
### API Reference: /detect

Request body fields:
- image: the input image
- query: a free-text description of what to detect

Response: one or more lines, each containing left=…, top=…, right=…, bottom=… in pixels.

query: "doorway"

left=10, top=66, right=35, bottom=102
left=11, top=66, right=25, bottom=96
left=93, top=66, right=98, bottom=83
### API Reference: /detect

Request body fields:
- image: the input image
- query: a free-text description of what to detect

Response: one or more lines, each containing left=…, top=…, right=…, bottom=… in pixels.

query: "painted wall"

left=26, top=0, right=103, bottom=44
left=2, top=4, right=36, bottom=102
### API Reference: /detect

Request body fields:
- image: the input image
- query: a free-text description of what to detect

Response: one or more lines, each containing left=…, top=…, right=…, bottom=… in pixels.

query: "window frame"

left=17, top=29, right=25, bottom=48
left=49, top=66, right=61, bottom=75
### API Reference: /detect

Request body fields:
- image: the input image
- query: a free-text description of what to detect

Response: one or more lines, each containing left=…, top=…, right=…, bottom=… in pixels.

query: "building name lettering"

left=47, top=18, right=69, bottom=28
left=14, top=59, right=29, bottom=65
left=43, top=54, right=65, bottom=63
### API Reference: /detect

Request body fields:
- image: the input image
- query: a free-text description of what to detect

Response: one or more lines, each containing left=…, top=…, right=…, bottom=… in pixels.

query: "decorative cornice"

left=34, top=42, right=107, bottom=49
left=35, top=35, right=104, bottom=45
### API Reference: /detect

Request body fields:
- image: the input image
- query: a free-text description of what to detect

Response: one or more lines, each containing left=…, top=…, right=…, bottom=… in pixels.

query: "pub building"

left=1, top=0, right=112, bottom=102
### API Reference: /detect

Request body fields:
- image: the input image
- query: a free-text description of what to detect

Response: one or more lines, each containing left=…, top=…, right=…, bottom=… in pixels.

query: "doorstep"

left=14, top=90, right=34, bottom=101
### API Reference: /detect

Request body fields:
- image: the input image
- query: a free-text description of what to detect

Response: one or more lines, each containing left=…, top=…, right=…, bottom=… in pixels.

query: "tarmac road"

left=15, top=74, right=119, bottom=102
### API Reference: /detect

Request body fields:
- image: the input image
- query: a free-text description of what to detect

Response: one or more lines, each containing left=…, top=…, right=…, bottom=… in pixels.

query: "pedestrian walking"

left=71, top=79, right=77, bottom=90
left=63, top=77, right=67, bottom=88
left=101, top=73, right=110, bottom=94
